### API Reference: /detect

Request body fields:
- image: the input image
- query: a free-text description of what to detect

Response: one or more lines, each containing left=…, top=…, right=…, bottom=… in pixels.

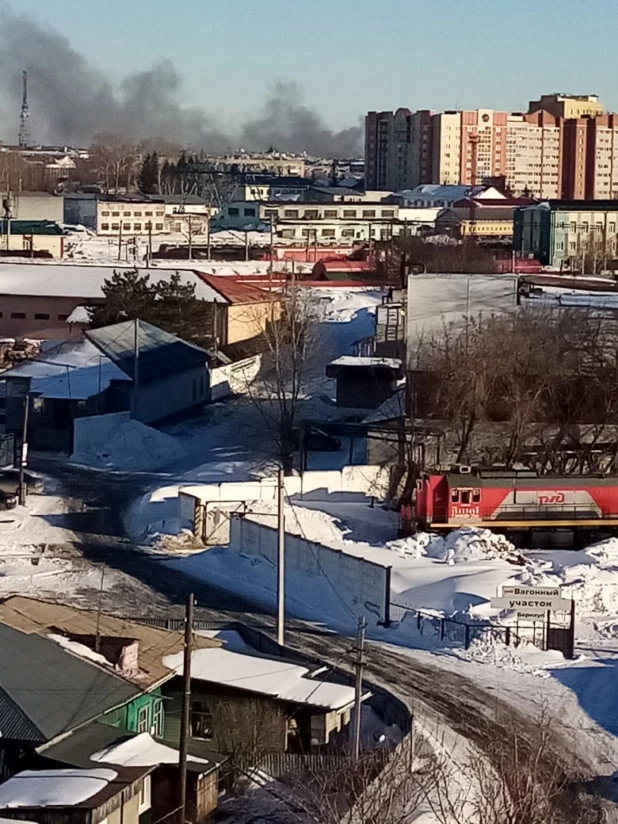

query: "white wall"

left=209, top=355, right=262, bottom=400
left=180, top=465, right=391, bottom=509
left=230, top=517, right=390, bottom=625
left=72, top=411, right=131, bottom=455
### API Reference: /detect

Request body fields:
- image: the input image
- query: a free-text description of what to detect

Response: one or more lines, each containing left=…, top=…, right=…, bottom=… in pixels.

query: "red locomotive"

left=400, top=467, right=618, bottom=537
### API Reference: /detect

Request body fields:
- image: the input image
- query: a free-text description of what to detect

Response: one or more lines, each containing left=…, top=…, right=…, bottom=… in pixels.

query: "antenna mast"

left=18, top=70, right=31, bottom=148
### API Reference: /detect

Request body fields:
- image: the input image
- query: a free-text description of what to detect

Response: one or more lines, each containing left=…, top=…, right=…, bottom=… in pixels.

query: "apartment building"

left=506, top=111, right=561, bottom=198
left=515, top=200, right=618, bottom=268
left=365, top=111, right=394, bottom=190
left=528, top=93, right=603, bottom=120
left=365, top=94, right=617, bottom=199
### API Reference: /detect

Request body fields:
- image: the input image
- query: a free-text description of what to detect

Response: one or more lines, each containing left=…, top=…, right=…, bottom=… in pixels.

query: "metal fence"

left=389, top=601, right=537, bottom=650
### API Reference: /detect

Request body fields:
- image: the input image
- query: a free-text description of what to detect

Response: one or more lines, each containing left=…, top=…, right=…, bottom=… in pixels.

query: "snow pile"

left=71, top=419, right=184, bottom=471
left=47, top=633, right=109, bottom=666
left=385, top=527, right=518, bottom=564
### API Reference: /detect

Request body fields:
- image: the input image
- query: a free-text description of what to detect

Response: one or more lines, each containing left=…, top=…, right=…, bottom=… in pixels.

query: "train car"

left=407, top=468, right=618, bottom=535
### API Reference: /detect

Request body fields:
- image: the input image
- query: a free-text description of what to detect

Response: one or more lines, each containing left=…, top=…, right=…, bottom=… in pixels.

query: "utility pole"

left=146, top=221, right=152, bottom=268
left=352, top=616, right=366, bottom=761
left=117, top=220, right=123, bottom=261
left=132, top=319, right=140, bottom=416
left=244, top=229, right=249, bottom=261
left=18, top=392, right=29, bottom=506
left=187, top=216, right=193, bottom=261
left=269, top=214, right=275, bottom=274
left=277, top=468, right=285, bottom=646
left=206, top=212, right=211, bottom=261
left=178, top=593, right=194, bottom=824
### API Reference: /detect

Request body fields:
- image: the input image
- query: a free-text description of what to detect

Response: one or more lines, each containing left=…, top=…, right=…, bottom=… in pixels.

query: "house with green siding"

left=0, top=597, right=219, bottom=779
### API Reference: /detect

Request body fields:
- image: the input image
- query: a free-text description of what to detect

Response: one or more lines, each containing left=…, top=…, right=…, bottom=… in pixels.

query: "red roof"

left=196, top=273, right=274, bottom=304
left=317, top=260, right=376, bottom=273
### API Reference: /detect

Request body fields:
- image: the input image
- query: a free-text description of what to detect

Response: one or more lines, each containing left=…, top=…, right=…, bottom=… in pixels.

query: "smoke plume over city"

left=0, top=11, right=361, bottom=156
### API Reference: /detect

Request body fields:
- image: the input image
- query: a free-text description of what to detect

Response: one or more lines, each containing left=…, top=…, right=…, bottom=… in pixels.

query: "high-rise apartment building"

left=365, top=94, right=615, bottom=200
left=506, top=111, right=561, bottom=198
left=364, top=111, right=394, bottom=190
left=528, top=93, right=603, bottom=120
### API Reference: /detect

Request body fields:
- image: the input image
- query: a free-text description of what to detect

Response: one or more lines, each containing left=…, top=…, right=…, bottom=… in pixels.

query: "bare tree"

left=243, top=287, right=314, bottom=474
left=415, top=305, right=618, bottom=474
left=426, top=712, right=602, bottom=824
left=90, top=132, right=140, bottom=193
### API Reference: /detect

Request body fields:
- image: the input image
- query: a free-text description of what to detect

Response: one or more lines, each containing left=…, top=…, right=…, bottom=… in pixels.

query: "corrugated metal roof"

left=196, top=274, right=272, bottom=305
left=0, top=687, right=41, bottom=741
left=86, top=319, right=209, bottom=383
left=0, top=623, right=140, bottom=741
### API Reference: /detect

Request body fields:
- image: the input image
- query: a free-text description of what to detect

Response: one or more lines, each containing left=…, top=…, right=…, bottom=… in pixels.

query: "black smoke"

left=0, top=11, right=361, bottom=156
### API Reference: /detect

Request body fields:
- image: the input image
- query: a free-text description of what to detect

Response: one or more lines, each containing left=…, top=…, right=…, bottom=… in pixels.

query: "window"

left=101, top=223, right=109, bottom=231
left=321, top=228, right=336, bottom=237
left=111, top=211, right=120, bottom=217
left=145, top=211, right=153, bottom=216
left=34, top=313, right=50, bottom=320
left=152, top=700, right=164, bottom=737
left=111, top=223, right=119, bottom=230
left=362, top=209, right=376, bottom=218
left=191, top=699, right=213, bottom=739
left=123, top=223, right=131, bottom=231
left=324, top=209, right=337, bottom=218
left=341, top=228, right=355, bottom=237
left=155, top=223, right=163, bottom=230
left=461, top=490, right=471, bottom=505
left=343, top=209, right=357, bottom=218
left=472, top=489, right=481, bottom=503
left=244, top=208, right=256, bottom=217
left=156, top=211, right=164, bottom=217
left=284, top=209, right=299, bottom=218
left=569, top=241, right=576, bottom=251
left=134, top=211, right=142, bottom=217
left=57, top=314, right=69, bottom=321
left=10, top=312, right=26, bottom=319
left=134, top=223, right=142, bottom=231
left=124, top=211, right=132, bottom=217
left=174, top=222, right=181, bottom=231
left=279, top=229, right=295, bottom=238
left=228, top=207, right=239, bottom=217
left=101, top=211, right=109, bottom=216
left=304, top=209, right=318, bottom=219
left=137, top=705, right=149, bottom=733
left=570, top=222, right=577, bottom=233
left=450, top=489, right=459, bottom=503
left=265, top=209, right=278, bottom=218
left=610, top=222, right=616, bottom=234
left=582, top=221, right=589, bottom=232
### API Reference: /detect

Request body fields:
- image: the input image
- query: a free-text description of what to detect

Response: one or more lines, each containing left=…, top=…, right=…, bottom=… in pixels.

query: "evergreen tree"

left=87, top=269, right=211, bottom=346
left=138, top=152, right=159, bottom=194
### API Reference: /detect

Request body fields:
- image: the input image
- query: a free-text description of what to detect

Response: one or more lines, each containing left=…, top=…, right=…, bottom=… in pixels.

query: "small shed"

left=326, top=356, right=404, bottom=409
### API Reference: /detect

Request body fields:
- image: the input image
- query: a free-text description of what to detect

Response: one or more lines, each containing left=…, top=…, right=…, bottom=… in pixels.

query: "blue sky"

left=4, top=0, right=618, bottom=130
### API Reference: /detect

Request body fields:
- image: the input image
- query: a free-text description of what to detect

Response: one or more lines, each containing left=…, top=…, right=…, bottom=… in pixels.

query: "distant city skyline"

left=1, top=0, right=617, bottom=150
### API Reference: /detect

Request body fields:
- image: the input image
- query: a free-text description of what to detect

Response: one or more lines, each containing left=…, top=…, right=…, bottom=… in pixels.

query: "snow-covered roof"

left=329, top=356, right=402, bottom=369
left=66, top=305, right=91, bottom=324
left=0, top=264, right=221, bottom=301
left=91, top=732, right=210, bottom=768
left=0, top=769, right=118, bottom=808
left=162, top=647, right=359, bottom=711
left=2, top=339, right=127, bottom=400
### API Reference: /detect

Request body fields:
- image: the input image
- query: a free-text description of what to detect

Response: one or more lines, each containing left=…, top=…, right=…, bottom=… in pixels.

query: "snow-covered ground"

left=0, top=475, right=156, bottom=609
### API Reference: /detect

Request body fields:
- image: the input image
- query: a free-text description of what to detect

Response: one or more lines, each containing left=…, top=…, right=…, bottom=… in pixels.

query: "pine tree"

left=138, top=153, right=159, bottom=194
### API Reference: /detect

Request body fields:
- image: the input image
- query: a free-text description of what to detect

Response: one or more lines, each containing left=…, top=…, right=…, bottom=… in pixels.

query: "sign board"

left=491, top=585, right=572, bottom=614
left=5, top=380, right=29, bottom=399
